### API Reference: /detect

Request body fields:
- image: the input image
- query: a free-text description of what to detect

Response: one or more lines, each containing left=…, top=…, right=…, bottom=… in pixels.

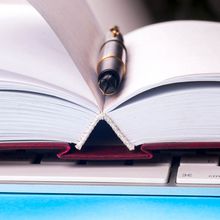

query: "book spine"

left=75, top=114, right=101, bottom=150
left=75, top=113, right=134, bottom=151
left=103, top=113, right=135, bottom=151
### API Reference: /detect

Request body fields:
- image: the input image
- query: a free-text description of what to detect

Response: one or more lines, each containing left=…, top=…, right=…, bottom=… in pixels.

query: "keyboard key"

left=0, top=161, right=171, bottom=184
left=177, top=165, right=220, bottom=184
left=180, top=155, right=219, bottom=166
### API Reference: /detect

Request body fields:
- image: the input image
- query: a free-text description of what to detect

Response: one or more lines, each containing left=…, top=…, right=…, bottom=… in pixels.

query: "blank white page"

left=28, top=0, right=105, bottom=109
left=0, top=4, right=99, bottom=111
left=105, top=21, right=220, bottom=111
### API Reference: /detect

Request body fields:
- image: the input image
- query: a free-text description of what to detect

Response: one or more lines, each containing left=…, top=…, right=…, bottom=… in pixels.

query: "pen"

left=97, top=26, right=127, bottom=95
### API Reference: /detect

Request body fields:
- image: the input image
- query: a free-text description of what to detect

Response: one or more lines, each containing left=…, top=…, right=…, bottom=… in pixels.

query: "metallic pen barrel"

left=97, top=26, right=127, bottom=95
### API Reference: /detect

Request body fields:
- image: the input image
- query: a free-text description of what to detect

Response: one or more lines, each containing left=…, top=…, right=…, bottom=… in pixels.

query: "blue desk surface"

left=0, top=194, right=220, bottom=220
left=0, top=184, right=220, bottom=219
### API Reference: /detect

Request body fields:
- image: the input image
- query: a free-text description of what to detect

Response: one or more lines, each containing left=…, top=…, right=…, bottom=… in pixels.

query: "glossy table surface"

left=0, top=193, right=220, bottom=220
left=0, top=184, right=220, bottom=220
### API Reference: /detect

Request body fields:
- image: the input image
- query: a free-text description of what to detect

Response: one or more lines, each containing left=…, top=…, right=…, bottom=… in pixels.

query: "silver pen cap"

left=97, top=26, right=127, bottom=95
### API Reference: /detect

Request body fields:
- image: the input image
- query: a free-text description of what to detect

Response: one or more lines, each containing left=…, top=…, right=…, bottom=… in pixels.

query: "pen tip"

left=98, top=72, right=120, bottom=95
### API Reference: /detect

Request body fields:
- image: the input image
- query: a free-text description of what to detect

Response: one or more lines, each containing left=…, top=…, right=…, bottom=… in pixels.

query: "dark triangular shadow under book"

left=63, top=120, right=153, bottom=161
left=85, top=120, right=123, bottom=146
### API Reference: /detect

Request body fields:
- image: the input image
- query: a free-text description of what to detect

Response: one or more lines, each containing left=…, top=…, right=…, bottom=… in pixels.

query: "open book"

left=1, top=1, right=220, bottom=157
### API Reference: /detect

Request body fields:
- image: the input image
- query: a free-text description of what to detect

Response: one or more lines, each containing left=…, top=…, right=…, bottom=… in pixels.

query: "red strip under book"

left=0, top=142, right=220, bottom=160
left=0, top=142, right=152, bottom=160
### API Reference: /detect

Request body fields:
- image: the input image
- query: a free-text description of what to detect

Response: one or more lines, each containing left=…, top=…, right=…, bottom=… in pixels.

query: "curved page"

left=0, top=4, right=99, bottom=112
left=105, top=21, right=220, bottom=112
left=28, top=0, right=105, bottom=109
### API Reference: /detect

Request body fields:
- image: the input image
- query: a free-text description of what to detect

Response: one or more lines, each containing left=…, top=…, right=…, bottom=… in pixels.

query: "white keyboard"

left=1, top=151, right=220, bottom=185
left=177, top=155, right=220, bottom=184
left=0, top=157, right=171, bottom=184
